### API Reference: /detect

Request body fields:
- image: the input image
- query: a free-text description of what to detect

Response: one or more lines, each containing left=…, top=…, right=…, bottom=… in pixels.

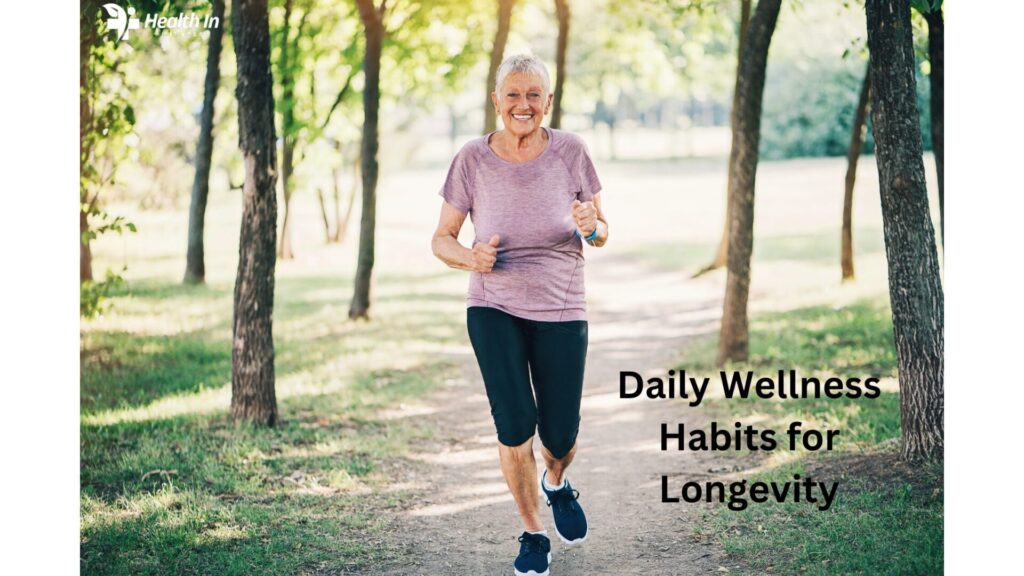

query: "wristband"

left=575, top=227, right=599, bottom=242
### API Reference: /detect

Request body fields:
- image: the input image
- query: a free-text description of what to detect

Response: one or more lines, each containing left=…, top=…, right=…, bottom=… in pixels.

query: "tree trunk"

left=80, top=2, right=97, bottom=283
left=184, top=0, right=226, bottom=285
left=483, top=0, right=515, bottom=134
left=277, top=0, right=296, bottom=260
left=716, top=0, right=781, bottom=366
left=279, top=140, right=295, bottom=258
left=924, top=8, right=943, bottom=248
left=842, top=60, right=871, bottom=282
left=350, top=0, right=384, bottom=319
left=866, top=0, right=944, bottom=462
left=80, top=208, right=93, bottom=282
left=331, top=146, right=343, bottom=242
left=331, top=148, right=359, bottom=243
left=696, top=0, right=751, bottom=278
left=317, top=187, right=331, bottom=242
left=340, top=151, right=360, bottom=242
left=551, top=0, right=570, bottom=129
left=231, top=0, right=279, bottom=426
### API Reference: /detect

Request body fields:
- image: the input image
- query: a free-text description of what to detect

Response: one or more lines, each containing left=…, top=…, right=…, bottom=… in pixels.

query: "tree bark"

left=716, top=0, right=781, bottom=366
left=924, top=8, right=943, bottom=248
left=331, top=146, right=359, bottom=243
left=842, top=60, right=871, bottom=282
left=350, top=0, right=385, bottom=319
left=277, top=0, right=296, bottom=260
left=80, top=207, right=93, bottom=282
left=332, top=148, right=343, bottom=242
left=345, top=151, right=361, bottom=241
left=328, top=141, right=345, bottom=243
left=551, top=0, right=570, bottom=129
left=696, top=0, right=751, bottom=278
left=80, top=2, right=98, bottom=283
left=184, top=0, right=226, bottom=284
left=279, top=142, right=295, bottom=258
left=866, top=0, right=944, bottom=462
left=231, top=0, right=279, bottom=426
left=317, top=187, right=331, bottom=242
left=483, top=0, right=515, bottom=134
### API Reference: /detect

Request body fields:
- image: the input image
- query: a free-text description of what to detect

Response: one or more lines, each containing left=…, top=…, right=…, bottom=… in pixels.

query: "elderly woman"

left=431, top=54, right=608, bottom=576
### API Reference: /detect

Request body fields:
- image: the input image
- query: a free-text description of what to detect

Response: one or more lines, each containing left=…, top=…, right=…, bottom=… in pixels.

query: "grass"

left=696, top=462, right=943, bottom=576
left=678, top=299, right=943, bottom=575
left=81, top=266, right=468, bottom=574
left=80, top=404, right=427, bottom=575
left=622, top=228, right=886, bottom=272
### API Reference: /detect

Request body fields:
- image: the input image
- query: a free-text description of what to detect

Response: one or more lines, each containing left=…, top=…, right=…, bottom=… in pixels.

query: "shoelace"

left=518, top=533, right=550, bottom=554
left=545, top=487, right=581, bottom=515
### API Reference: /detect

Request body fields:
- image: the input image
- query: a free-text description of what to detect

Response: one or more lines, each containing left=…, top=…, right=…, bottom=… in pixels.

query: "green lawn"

left=81, top=269, right=467, bottom=575
left=679, top=300, right=944, bottom=575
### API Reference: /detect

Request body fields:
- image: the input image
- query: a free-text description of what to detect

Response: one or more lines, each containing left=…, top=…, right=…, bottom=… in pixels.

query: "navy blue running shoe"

left=514, top=532, right=551, bottom=576
left=541, top=471, right=588, bottom=545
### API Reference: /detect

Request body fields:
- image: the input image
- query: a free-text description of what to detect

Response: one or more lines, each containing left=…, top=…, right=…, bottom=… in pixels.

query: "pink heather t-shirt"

left=439, top=127, right=602, bottom=322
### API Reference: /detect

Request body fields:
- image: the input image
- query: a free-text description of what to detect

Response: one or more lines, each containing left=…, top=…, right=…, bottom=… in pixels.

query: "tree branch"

left=321, top=62, right=362, bottom=131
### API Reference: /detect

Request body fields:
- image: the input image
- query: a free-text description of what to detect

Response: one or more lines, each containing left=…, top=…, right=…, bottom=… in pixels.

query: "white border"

left=946, top=0, right=1024, bottom=573
left=2, top=2, right=80, bottom=574
left=2, top=1, right=1017, bottom=573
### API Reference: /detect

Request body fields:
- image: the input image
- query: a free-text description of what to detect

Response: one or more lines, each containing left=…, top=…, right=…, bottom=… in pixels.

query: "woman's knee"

left=495, top=409, right=537, bottom=449
left=498, top=433, right=535, bottom=459
left=539, top=425, right=578, bottom=460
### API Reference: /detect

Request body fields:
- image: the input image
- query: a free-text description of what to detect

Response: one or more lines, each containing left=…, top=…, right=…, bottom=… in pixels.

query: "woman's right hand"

left=470, top=235, right=501, bottom=273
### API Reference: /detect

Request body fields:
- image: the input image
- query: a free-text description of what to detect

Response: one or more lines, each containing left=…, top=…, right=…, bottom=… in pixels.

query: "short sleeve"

left=576, top=140, right=602, bottom=202
left=439, top=146, right=475, bottom=214
left=553, top=133, right=602, bottom=203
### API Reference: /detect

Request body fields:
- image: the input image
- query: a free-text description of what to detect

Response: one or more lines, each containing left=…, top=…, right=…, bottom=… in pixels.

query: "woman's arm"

left=431, top=202, right=499, bottom=273
left=572, top=192, right=609, bottom=248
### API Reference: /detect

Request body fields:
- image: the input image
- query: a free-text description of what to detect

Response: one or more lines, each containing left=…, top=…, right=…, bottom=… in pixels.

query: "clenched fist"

left=572, top=200, right=598, bottom=236
left=470, top=234, right=500, bottom=273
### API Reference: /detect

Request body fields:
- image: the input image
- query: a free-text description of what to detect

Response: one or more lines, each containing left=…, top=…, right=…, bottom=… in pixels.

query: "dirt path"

left=374, top=253, right=739, bottom=575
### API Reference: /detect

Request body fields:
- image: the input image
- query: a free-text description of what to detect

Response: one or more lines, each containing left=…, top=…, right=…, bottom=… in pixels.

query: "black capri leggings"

left=467, top=306, right=588, bottom=459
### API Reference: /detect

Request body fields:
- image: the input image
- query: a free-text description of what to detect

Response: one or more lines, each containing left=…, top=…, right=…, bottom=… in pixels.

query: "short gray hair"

left=495, top=54, right=551, bottom=95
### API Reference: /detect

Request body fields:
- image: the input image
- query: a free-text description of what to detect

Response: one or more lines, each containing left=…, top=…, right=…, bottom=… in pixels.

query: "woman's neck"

left=491, top=128, right=548, bottom=162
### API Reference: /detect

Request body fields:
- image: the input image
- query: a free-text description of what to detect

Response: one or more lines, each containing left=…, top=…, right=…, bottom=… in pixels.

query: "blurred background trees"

left=87, top=0, right=939, bottom=228
left=183, top=0, right=226, bottom=284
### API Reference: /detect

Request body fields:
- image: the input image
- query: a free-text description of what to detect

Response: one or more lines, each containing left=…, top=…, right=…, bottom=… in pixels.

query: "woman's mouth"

left=512, top=114, right=533, bottom=121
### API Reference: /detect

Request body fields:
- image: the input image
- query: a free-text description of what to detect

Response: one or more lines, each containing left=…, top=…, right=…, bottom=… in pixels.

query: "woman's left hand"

left=572, top=200, right=598, bottom=235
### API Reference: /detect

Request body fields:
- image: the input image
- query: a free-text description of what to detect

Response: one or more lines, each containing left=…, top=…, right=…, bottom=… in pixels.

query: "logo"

left=100, top=2, right=220, bottom=44
left=102, top=3, right=140, bottom=42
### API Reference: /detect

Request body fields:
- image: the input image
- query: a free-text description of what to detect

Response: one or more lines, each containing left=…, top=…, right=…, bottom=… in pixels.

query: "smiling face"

left=491, top=72, right=553, bottom=138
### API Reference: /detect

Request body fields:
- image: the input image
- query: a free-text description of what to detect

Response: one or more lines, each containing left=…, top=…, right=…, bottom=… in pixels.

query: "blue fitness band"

left=576, top=228, right=599, bottom=242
